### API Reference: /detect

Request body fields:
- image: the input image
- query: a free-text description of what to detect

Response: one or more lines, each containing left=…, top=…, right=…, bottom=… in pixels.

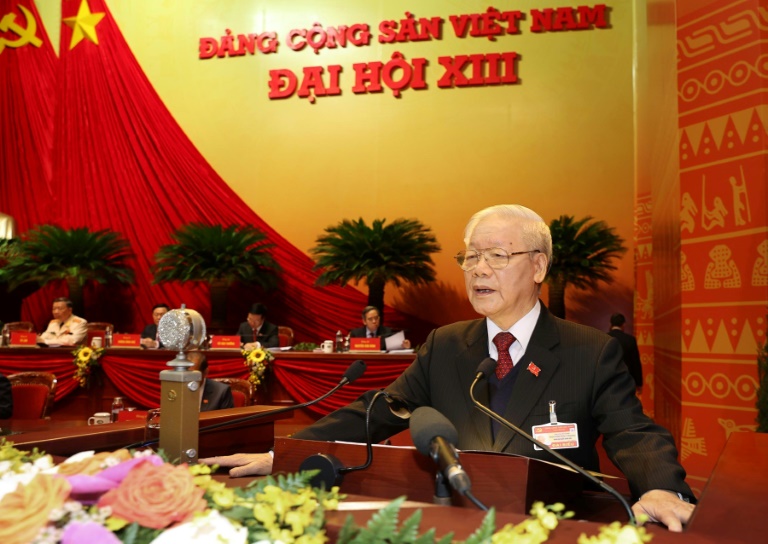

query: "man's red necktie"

left=493, top=332, right=516, bottom=379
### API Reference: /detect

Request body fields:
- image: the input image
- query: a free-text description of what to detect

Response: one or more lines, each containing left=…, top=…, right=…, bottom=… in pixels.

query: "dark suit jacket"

left=140, top=324, right=164, bottom=348
left=0, top=373, right=12, bottom=419
left=608, top=329, right=643, bottom=387
left=295, top=303, right=692, bottom=500
left=201, top=379, right=235, bottom=412
left=237, top=321, right=279, bottom=348
left=349, top=325, right=394, bottom=338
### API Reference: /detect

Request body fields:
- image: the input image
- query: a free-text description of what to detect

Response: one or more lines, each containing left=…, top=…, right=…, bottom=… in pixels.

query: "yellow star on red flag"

left=63, top=0, right=105, bottom=50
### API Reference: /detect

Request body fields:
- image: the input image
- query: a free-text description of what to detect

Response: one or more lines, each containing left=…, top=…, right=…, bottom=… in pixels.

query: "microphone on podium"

left=127, top=359, right=367, bottom=449
left=470, top=357, right=636, bottom=524
left=300, top=389, right=411, bottom=489
left=409, top=406, right=488, bottom=511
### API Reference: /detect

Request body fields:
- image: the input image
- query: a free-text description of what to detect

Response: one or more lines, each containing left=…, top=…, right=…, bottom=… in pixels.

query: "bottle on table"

left=335, top=330, right=343, bottom=352
left=111, top=396, right=125, bottom=422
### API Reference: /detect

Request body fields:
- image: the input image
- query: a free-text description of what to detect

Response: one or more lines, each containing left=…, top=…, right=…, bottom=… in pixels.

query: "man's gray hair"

left=463, top=204, right=552, bottom=266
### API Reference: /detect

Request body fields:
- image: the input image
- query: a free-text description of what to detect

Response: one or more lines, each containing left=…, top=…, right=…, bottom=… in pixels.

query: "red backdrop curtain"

left=1, top=0, right=435, bottom=344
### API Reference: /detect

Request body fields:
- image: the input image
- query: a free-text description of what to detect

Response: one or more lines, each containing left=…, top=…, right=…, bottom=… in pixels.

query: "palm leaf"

left=547, top=215, right=626, bottom=290
left=310, top=217, right=440, bottom=313
left=1, top=225, right=134, bottom=290
left=152, top=223, right=280, bottom=289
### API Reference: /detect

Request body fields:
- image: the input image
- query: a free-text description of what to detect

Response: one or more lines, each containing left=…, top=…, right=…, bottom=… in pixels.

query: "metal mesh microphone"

left=155, top=305, right=206, bottom=464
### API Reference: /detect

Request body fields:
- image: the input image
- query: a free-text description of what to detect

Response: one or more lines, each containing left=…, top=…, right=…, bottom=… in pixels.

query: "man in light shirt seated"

left=37, top=297, right=87, bottom=346
left=140, top=303, right=170, bottom=349
left=348, top=306, right=411, bottom=349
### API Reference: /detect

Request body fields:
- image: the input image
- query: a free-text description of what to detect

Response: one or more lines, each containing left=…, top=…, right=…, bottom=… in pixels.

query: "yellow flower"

left=248, top=349, right=267, bottom=365
left=78, top=347, right=94, bottom=363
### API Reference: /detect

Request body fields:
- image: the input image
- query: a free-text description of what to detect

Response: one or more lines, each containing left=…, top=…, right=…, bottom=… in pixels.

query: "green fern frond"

left=462, top=508, right=496, bottom=544
left=347, top=496, right=405, bottom=543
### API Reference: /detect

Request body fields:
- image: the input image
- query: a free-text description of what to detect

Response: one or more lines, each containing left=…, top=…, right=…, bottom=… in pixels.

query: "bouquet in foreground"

left=0, top=441, right=337, bottom=544
left=0, top=440, right=652, bottom=544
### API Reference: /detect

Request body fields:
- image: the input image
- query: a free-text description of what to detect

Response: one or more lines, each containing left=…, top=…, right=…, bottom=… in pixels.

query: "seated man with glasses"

left=203, top=203, right=695, bottom=532
left=140, top=303, right=170, bottom=349
left=348, top=306, right=411, bottom=349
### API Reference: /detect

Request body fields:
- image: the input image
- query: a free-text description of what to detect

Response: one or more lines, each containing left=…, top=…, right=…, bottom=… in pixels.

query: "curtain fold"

left=0, top=0, right=59, bottom=323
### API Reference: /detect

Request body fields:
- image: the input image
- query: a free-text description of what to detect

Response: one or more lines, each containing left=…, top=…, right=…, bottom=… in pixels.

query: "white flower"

left=149, top=510, right=247, bottom=544
left=0, top=470, right=35, bottom=502
left=33, top=456, right=54, bottom=472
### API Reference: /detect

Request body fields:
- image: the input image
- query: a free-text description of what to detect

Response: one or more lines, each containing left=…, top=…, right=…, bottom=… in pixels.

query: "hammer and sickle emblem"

left=0, top=5, right=43, bottom=54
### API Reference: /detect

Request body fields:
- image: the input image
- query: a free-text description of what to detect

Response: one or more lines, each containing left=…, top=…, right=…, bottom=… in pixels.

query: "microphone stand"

left=470, top=373, right=636, bottom=525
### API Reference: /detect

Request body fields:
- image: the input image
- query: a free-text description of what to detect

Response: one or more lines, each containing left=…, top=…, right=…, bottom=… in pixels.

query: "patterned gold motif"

left=680, top=418, right=707, bottom=462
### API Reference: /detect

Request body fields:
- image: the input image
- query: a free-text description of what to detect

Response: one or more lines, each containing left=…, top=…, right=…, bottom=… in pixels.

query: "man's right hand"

left=199, top=453, right=273, bottom=477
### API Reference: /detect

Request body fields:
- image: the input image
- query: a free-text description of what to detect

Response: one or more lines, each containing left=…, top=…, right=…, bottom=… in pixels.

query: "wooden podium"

left=272, top=437, right=625, bottom=518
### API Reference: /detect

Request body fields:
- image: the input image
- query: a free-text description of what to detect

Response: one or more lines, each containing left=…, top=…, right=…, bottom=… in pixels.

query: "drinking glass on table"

left=144, top=408, right=161, bottom=444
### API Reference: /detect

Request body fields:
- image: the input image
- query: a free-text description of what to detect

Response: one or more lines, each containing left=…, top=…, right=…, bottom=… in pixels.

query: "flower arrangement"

left=242, top=347, right=274, bottom=391
left=0, top=440, right=652, bottom=544
left=0, top=441, right=338, bottom=544
left=72, top=345, right=104, bottom=388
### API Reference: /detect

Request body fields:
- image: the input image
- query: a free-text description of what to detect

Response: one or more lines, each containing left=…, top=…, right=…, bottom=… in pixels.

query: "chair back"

left=86, top=322, right=114, bottom=346
left=8, top=371, right=57, bottom=418
left=277, top=326, right=294, bottom=347
left=211, top=378, right=253, bottom=407
left=1, top=321, right=35, bottom=346
left=2, top=321, right=35, bottom=334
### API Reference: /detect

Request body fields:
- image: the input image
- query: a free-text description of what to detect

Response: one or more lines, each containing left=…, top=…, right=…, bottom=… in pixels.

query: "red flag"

left=527, top=362, right=541, bottom=377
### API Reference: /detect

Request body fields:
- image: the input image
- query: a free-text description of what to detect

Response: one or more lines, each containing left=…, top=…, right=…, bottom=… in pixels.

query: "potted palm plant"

left=152, top=224, right=280, bottom=328
left=310, top=217, right=440, bottom=320
left=546, top=215, right=627, bottom=320
left=0, top=225, right=134, bottom=315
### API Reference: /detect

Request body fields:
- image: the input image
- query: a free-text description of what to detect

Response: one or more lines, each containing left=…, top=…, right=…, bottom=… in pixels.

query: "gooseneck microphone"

left=300, top=389, right=412, bottom=489
left=410, top=406, right=488, bottom=511
left=126, top=359, right=367, bottom=449
left=470, top=357, right=635, bottom=524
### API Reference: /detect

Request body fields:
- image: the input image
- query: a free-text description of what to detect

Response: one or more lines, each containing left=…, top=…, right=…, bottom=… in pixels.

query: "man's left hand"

left=632, top=489, right=695, bottom=532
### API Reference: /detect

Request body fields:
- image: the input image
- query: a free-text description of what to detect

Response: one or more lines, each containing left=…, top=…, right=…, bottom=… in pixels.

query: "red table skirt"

left=0, top=348, right=413, bottom=417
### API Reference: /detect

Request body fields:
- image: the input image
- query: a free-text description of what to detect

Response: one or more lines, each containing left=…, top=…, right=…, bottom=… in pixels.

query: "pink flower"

left=98, top=462, right=206, bottom=529
left=66, top=455, right=164, bottom=504
left=62, top=521, right=121, bottom=544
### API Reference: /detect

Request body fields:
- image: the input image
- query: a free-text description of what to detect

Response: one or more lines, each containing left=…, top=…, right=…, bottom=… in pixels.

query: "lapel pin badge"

left=527, top=362, right=541, bottom=377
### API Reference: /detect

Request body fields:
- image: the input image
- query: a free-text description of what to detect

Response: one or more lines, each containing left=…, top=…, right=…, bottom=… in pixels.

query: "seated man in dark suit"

left=349, top=306, right=411, bottom=348
left=0, top=372, right=12, bottom=418
left=140, top=303, right=170, bottom=349
left=187, top=351, right=234, bottom=412
left=237, top=303, right=279, bottom=349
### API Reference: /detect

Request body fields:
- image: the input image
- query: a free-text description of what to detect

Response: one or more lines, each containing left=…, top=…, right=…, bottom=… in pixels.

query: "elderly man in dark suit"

left=349, top=306, right=411, bottom=348
left=203, top=204, right=695, bottom=531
